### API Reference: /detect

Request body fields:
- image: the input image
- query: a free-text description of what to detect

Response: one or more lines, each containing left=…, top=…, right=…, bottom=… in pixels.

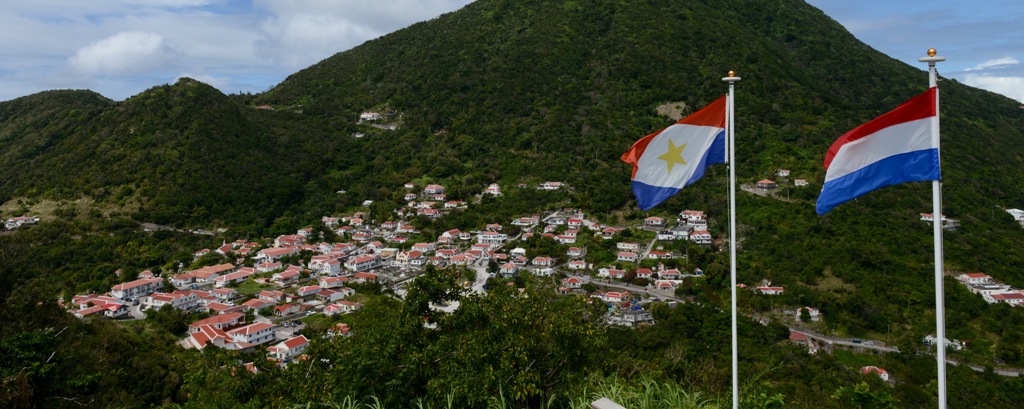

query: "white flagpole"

left=919, top=48, right=946, bottom=409
left=722, top=70, right=741, bottom=409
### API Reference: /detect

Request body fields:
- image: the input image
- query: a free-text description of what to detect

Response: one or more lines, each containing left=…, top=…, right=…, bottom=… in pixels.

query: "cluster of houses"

left=920, top=212, right=960, bottom=230
left=957, top=272, right=1024, bottom=306
left=4, top=215, right=39, bottom=230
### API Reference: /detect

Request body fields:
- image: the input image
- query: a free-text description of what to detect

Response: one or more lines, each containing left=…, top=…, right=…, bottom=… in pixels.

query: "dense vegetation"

left=3, top=0, right=1024, bottom=407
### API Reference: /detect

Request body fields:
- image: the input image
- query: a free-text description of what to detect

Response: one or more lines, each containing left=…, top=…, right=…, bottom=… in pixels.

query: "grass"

left=235, top=279, right=273, bottom=296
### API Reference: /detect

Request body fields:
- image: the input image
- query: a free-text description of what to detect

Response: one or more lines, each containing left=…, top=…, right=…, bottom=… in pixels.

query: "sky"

left=1, top=0, right=1021, bottom=103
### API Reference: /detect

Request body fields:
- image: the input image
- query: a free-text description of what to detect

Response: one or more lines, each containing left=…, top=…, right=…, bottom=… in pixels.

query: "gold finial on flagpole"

left=928, top=48, right=937, bottom=57
left=728, top=70, right=735, bottom=77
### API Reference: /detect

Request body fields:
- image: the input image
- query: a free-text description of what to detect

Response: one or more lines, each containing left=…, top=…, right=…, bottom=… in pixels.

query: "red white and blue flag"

left=816, top=87, right=939, bottom=214
left=621, top=96, right=727, bottom=210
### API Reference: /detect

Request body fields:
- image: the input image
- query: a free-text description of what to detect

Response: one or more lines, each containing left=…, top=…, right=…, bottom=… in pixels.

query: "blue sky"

left=1, top=0, right=1021, bottom=103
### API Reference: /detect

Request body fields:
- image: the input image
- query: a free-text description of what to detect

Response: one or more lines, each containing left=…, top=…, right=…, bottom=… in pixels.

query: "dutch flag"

left=817, top=87, right=940, bottom=214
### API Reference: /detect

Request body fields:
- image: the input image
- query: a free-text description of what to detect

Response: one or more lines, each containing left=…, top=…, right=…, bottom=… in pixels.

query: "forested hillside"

left=2, top=0, right=1024, bottom=407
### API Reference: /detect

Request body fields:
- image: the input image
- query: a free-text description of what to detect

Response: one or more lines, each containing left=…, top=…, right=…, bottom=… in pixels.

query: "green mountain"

left=4, top=0, right=1024, bottom=406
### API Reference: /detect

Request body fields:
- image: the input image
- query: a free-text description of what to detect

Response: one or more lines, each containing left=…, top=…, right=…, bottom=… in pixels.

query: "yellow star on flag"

left=657, top=139, right=688, bottom=174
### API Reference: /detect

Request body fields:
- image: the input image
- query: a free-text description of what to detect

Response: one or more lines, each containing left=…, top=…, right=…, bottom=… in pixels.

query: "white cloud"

left=966, top=57, right=1020, bottom=72
left=252, top=0, right=473, bottom=68
left=962, top=74, right=1024, bottom=103
left=68, top=31, right=178, bottom=74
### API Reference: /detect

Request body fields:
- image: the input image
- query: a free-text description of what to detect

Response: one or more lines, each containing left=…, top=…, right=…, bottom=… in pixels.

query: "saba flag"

left=816, top=87, right=939, bottom=214
left=621, top=96, right=726, bottom=210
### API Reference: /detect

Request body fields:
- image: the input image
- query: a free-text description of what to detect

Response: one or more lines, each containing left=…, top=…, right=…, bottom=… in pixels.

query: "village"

left=49, top=175, right=1024, bottom=376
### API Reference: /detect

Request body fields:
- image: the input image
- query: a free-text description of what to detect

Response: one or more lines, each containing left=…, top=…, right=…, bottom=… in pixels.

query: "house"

left=227, top=322, right=276, bottom=346
left=567, top=247, right=584, bottom=257
left=110, top=277, right=164, bottom=300
left=241, top=298, right=274, bottom=312
left=532, top=256, right=554, bottom=267
left=145, top=291, right=199, bottom=311
left=756, top=179, right=777, bottom=189
left=644, top=217, right=666, bottom=227
left=4, top=215, right=40, bottom=229
left=258, top=290, right=285, bottom=303
left=326, top=300, right=362, bottom=315
left=636, top=268, right=654, bottom=279
left=273, top=303, right=301, bottom=316
left=659, top=269, right=682, bottom=280
left=345, top=255, right=381, bottom=272
left=794, top=179, right=809, bottom=187
left=540, top=181, right=563, bottom=190
left=500, top=263, right=518, bottom=277
left=485, top=183, right=502, bottom=195
left=438, top=229, right=462, bottom=244
left=598, top=268, right=625, bottom=279
left=256, top=261, right=283, bottom=273
left=616, top=252, right=638, bottom=262
left=958, top=272, right=993, bottom=285
left=756, top=286, right=785, bottom=295
left=205, top=302, right=245, bottom=315
left=271, top=269, right=301, bottom=286
left=860, top=366, right=890, bottom=381
left=984, top=292, right=1024, bottom=306
left=512, top=216, right=540, bottom=226
left=594, top=291, right=630, bottom=303
left=1007, top=208, right=1024, bottom=226
left=561, top=277, right=583, bottom=289
left=319, top=276, right=350, bottom=289
left=777, top=169, right=790, bottom=177
left=567, top=260, right=588, bottom=270
left=327, top=323, right=352, bottom=337
left=689, top=230, right=712, bottom=245
left=170, top=273, right=197, bottom=289
left=316, top=288, right=349, bottom=303
left=214, top=268, right=256, bottom=288
left=296, top=285, right=321, bottom=297
left=274, top=234, right=306, bottom=247
left=210, top=288, right=237, bottom=302
left=647, top=250, right=673, bottom=259
left=268, top=335, right=310, bottom=361
left=617, top=242, right=641, bottom=251
left=188, top=312, right=244, bottom=333
left=486, top=223, right=503, bottom=231
left=477, top=231, right=508, bottom=246
left=789, top=331, right=818, bottom=354
left=555, top=235, right=576, bottom=245
left=359, top=111, right=382, bottom=121
left=424, top=184, right=446, bottom=194
left=191, top=263, right=237, bottom=282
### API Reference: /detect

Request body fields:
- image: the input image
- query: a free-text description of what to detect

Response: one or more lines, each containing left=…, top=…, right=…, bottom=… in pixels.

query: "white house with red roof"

left=532, top=256, right=554, bottom=267
left=555, top=235, right=576, bottom=245
left=296, top=285, right=321, bottom=298
left=477, top=231, right=508, bottom=246
left=561, top=277, right=583, bottom=289
left=188, top=312, right=244, bottom=333
left=268, top=335, right=310, bottom=361
left=273, top=303, right=301, bottom=316
left=659, top=269, right=682, bottom=280
left=110, top=277, right=164, bottom=300
left=644, top=217, right=666, bottom=227
left=274, top=234, right=306, bottom=247
left=258, top=290, right=285, bottom=303
left=227, top=322, right=275, bottom=346
left=424, top=184, right=446, bottom=194
left=985, top=292, right=1024, bottom=306
left=210, top=288, right=237, bottom=302
left=616, top=252, right=638, bottom=262
left=636, top=268, right=654, bottom=279
left=214, top=268, right=256, bottom=288
left=958, top=272, right=993, bottom=285
left=241, top=298, right=274, bottom=312
left=512, top=216, right=540, bottom=226
left=789, top=331, right=818, bottom=354
left=271, top=269, right=301, bottom=286
left=860, top=366, right=890, bottom=381
left=345, top=255, right=381, bottom=271
left=257, top=247, right=298, bottom=262
left=594, top=291, right=630, bottom=303
left=689, top=230, right=712, bottom=245
left=319, top=276, right=350, bottom=289
left=500, top=263, right=518, bottom=277
left=145, top=290, right=199, bottom=311
left=325, top=300, right=362, bottom=315
left=598, top=268, right=625, bottom=279
left=191, top=263, right=237, bottom=283
left=755, top=179, right=777, bottom=189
